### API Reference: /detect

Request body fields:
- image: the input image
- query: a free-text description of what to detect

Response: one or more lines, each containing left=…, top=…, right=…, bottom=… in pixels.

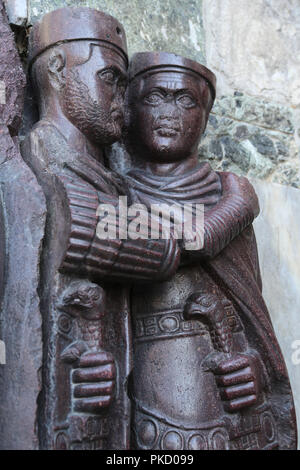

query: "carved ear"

left=48, top=49, right=66, bottom=90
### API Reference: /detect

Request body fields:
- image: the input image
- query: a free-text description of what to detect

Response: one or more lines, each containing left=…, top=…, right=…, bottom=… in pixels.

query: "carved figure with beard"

left=63, top=64, right=125, bottom=146
left=22, top=9, right=179, bottom=450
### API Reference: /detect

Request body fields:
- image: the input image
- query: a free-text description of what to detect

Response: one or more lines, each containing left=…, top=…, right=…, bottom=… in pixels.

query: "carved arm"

left=182, top=172, right=259, bottom=259
left=60, top=175, right=180, bottom=283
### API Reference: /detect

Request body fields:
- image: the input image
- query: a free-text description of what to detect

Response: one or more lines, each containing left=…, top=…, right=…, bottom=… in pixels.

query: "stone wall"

left=29, top=0, right=206, bottom=63
left=252, top=179, right=300, bottom=441
left=201, top=0, right=300, bottom=440
left=4, top=0, right=300, bottom=442
left=16, top=0, right=299, bottom=190
left=202, top=0, right=300, bottom=187
left=199, top=94, right=299, bottom=187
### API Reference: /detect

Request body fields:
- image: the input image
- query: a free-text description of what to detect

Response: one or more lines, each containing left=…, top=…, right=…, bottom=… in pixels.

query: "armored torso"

left=131, top=264, right=279, bottom=450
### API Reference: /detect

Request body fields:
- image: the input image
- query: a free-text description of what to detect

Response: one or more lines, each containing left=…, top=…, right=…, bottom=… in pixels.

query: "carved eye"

left=99, top=69, right=117, bottom=84
left=177, top=94, right=196, bottom=108
left=144, top=92, right=164, bottom=105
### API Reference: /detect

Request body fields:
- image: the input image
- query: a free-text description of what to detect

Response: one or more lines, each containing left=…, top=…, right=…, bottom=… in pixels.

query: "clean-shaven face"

left=128, top=70, right=208, bottom=162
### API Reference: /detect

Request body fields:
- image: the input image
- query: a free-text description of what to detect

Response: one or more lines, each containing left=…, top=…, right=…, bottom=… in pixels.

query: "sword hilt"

left=184, top=292, right=233, bottom=354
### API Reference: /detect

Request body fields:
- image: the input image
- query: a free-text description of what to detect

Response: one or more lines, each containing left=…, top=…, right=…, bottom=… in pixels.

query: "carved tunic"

left=22, top=121, right=179, bottom=450
left=124, top=165, right=297, bottom=450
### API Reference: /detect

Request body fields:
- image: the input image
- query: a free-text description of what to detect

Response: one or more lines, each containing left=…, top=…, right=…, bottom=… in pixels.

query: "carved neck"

left=40, top=104, right=104, bottom=164
left=135, top=152, right=200, bottom=177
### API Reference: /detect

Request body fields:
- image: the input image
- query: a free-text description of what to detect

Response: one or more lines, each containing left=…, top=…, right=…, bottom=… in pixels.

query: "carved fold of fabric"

left=60, top=175, right=180, bottom=283
left=60, top=175, right=99, bottom=274
left=124, top=166, right=256, bottom=260
left=88, top=206, right=181, bottom=282
left=126, top=163, right=222, bottom=207
left=108, top=237, right=180, bottom=282
left=203, top=194, right=254, bottom=259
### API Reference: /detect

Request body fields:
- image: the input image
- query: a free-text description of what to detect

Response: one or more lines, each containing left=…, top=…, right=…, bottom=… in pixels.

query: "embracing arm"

left=60, top=175, right=180, bottom=283
left=182, top=172, right=260, bottom=260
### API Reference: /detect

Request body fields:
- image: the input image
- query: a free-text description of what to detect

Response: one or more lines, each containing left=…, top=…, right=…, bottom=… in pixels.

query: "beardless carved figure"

left=122, top=52, right=297, bottom=450
left=22, top=9, right=180, bottom=450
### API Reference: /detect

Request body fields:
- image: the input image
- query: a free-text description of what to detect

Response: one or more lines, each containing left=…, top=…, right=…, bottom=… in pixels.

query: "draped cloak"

left=125, top=162, right=297, bottom=449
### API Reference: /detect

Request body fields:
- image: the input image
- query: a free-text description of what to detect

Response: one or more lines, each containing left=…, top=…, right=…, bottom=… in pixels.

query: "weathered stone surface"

left=212, top=93, right=294, bottom=134
left=29, top=0, right=205, bottom=62
left=199, top=93, right=299, bottom=188
left=0, top=127, right=46, bottom=450
left=0, top=1, right=46, bottom=449
left=4, top=0, right=27, bottom=26
left=252, top=179, right=300, bottom=440
left=203, top=0, right=300, bottom=107
left=202, top=0, right=300, bottom=190
left=0, top=1, right=26, bottom=134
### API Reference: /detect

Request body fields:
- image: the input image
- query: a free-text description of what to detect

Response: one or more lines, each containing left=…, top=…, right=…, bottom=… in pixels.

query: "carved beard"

left=63, top=69, right=122, bottom=145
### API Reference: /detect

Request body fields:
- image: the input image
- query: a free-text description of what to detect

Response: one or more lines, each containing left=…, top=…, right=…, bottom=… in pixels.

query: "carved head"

left=29, top=7, right=128, bottom=145
left=126, top=52, right=216, bottom=163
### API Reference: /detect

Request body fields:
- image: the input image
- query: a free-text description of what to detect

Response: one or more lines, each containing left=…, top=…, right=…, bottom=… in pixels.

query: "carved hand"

left=72, top=351, right=115, bottom=413
left=211, top=352, right=263, bottom=413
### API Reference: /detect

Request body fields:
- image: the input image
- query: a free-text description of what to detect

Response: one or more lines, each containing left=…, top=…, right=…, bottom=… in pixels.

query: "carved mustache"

left=153, top=119, right=182, bottom=132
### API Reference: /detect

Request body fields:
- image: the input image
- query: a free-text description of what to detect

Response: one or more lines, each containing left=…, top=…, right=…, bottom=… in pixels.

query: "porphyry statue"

left=0, top=4, right=295, bottom=450
left=21, top=8, right=180, bottom=450
left=121, top=52, right=297, bottom=450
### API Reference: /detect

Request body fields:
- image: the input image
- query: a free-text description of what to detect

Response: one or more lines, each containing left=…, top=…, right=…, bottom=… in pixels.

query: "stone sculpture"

left=21, top=8, right=179, bottom=450
left=0, top=4, right=296, bottom=450
left=122, top=52, right=297, bottom=450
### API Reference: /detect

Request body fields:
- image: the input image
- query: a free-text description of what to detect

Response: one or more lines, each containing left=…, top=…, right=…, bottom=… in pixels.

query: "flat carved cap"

left=129, top=51, right=216, bottom=99
left=28, top=7, right=128, bottom=65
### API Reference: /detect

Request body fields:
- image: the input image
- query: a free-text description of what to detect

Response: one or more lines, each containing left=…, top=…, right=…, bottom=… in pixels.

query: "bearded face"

left=63, top=68, right=124, bottom=145
left=60, top=44, right=127, bottom=146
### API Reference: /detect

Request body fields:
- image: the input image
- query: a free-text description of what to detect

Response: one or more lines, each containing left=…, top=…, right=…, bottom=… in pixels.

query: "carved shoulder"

left=21, top=121, right=69, bottom=176
left=217, top=171, right=260, bottom=218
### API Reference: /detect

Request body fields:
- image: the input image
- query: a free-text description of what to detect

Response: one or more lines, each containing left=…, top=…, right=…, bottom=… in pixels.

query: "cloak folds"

left=125, top=164, right=284, bottom=375
left=125, top=163, right=296, bottom=448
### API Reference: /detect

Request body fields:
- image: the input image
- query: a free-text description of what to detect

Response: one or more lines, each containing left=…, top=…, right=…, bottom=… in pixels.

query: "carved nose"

left=159, top=102, right=180, bottom=120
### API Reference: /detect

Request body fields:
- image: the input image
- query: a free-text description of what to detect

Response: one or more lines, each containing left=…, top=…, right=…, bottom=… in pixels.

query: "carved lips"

left=154, top=119, right=182, bottom=137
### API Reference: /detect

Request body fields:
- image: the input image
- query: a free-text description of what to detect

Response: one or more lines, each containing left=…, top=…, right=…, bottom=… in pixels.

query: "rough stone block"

left=4, top=0, right=27, bottom=26
left=29, top=0, right=205, bottom=61
left=252, top=179, right=300, bottom=441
